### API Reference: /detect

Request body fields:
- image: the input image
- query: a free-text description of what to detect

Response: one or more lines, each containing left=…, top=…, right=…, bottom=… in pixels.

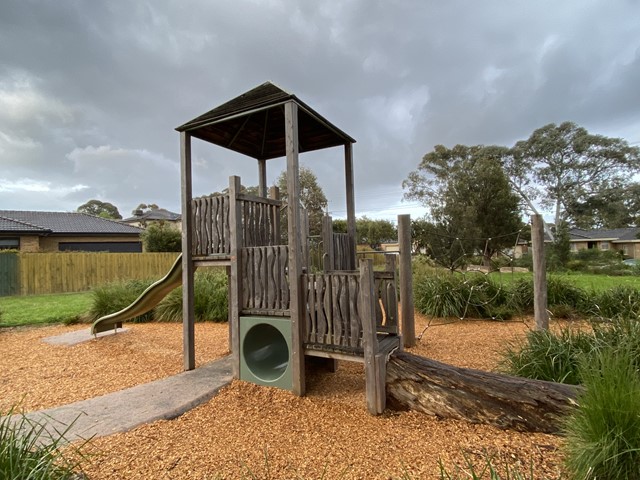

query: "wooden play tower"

left=175, top=82, right=402, bottom=413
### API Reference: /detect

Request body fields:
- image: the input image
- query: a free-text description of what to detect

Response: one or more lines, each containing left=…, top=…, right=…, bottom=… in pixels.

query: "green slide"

left=91, top=254, right=184, bottom=334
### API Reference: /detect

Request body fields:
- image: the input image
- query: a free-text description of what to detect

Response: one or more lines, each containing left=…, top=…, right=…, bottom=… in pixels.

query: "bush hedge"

left=414, top=271, right=640, bottom=321
left=89, top=269, right=228, bottom=323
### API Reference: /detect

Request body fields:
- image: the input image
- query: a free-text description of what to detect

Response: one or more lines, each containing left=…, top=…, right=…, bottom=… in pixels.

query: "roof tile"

left=0, top=211, right=143, bottom=235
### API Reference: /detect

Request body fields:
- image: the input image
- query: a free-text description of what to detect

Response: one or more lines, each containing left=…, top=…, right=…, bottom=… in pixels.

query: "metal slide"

left=91, top=254, right=184, bottom=334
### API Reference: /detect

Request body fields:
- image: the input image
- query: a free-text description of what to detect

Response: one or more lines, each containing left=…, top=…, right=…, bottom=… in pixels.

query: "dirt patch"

left=2, top=315, right=568, bottom=479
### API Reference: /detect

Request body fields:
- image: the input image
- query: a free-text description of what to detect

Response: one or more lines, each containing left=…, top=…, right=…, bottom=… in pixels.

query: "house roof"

left=176, top=81, right=355, bottom=160
left=0, top=216, right=49, bottom=234
left=569, top=227, right=640, bottom=242
left=0, top=211, right=143, bottom=236
left=122, top=208, right=181, bottom=223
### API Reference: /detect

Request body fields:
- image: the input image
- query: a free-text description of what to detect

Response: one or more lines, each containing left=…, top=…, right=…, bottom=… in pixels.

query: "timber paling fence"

left=0, top=252, right=179, bottom=296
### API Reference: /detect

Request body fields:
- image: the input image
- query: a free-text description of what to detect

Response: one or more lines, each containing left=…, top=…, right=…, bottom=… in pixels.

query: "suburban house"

left=568, top=227, right=640, bottom=259
left=120, top=208, right=182, bottom=231
left=512, top=227, right=640, bottom=260
left=0, top=210, right=144, bottom=253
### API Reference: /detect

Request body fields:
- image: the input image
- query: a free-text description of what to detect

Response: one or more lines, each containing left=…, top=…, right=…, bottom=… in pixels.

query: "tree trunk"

left=386, top=352, right=580, bottom=434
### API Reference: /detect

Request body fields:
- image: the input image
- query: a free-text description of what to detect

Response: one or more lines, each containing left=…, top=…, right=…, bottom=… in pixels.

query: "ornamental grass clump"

left=563, top=344, right=640, bottom=480
left=500, top=327, right=595, bottom=384
left=154, top=269, right=228, bottom=322
left=89, top=278, right=155, bottom=322
left=588, top=285, right=640, bottom=320
left=0, top=405, right=88, bottom=479
left=415, top=273, right=517, bottom=320
left=414, top=274, right=469, bottom=318
left=463, top=274, right=513, bottom=319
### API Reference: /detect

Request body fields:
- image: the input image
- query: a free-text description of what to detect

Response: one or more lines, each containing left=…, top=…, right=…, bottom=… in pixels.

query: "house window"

left=622, top=245, right=629, bottom=256
left=600, top=241, right=609, bottom=251
left=570, top=243, right=577, bottom=252
left=0, top=238, right=19, bottom=250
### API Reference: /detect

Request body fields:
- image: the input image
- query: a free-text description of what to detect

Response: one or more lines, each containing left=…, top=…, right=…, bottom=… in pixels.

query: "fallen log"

left=386, top=351, right=580, bottom=434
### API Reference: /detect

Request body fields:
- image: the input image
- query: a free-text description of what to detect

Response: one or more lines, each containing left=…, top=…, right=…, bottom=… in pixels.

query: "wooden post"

left=226, top=265, right=232, bottom=352
left=180, top=132, right=195, bottom=371
left=398, top=214, right=415, bottom=347
left=285, top=101, right=305, bottom=396
left=228, top=176, right=244, bottom=376
left=531, top=214, right=549, bottom=330
left=360, top=258, right=384, bottom=414
left=322, top=214, right=334, bottom=272
left=258, top=159, right=267, bottom=197
left=344, top=143, right=356, bottom=270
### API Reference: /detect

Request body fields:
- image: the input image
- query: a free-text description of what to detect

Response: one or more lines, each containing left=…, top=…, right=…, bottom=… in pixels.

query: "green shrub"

left=155, top=269, right=228, bottom=322
left=547, top=276, right=586, bottom=309
left=482, top=304, right=516, bottom=321
left=548, top=304, right=576, bottom=319
left=588, top=285, right=640, bottom=320
left=415, top=273, right=516, bottom=320
left=500, top=328, right=595, bottom=384
left=591, top=315, right=640, bottom=370
left=463, top=274, right=510, bottom=318
left=89, top=278, right=155, bottom=322
left=411, top=255, right=439, bottom=284
left=414, top=274, right=469, bottom=318
left=563, top=345, right=640, bottom=480
left=594, top=264, right=634, bottom=276
left=141, top=222, right=181, bottom=252
left=0, top=405, right=88, bottom=479
left=509, top=276, right=586, bottom=316
left=512, top=253, right=533, bottom=270
left=508, top=277, right=534, bottom=312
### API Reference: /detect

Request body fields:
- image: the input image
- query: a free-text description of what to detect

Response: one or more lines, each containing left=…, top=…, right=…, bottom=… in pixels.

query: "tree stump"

left=386, top=352, right=580, bottom=434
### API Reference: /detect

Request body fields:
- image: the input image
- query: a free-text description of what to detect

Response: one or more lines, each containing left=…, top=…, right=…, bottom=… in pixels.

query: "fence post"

left=531, top=214, right=549, bottom=330
left=398, top=214, right=415, bottom=347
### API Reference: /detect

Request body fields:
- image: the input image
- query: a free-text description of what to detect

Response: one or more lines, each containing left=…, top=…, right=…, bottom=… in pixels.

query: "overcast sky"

left=1, top=1, right=639, bottom=222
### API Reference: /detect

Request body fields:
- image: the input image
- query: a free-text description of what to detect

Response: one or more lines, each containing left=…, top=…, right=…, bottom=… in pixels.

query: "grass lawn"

left=0, top=291, right=93, bottom=328
left=489, top=271, right=640, bottom=292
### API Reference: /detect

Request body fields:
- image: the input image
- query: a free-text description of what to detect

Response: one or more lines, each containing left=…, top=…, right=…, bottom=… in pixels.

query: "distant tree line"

left=403, top=121, right=640, bottom=268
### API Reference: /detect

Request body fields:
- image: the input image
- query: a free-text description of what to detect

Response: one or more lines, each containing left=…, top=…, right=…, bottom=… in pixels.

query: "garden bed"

left=0, top=315, right=567, bottom=478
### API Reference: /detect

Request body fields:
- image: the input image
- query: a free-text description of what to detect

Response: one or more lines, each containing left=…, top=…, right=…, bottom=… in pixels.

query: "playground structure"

left=172, top=82, right=405, bottom=413
left=89, top=83, right=579, bottom=430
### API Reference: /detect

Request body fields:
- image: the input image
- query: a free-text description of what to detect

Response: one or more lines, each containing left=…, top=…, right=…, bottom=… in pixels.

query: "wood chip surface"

left=1, top=314, right=567, bottom=479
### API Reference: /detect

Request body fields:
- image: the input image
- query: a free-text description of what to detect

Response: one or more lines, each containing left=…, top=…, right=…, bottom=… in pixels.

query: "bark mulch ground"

left=0, top=315, right=567, bottom=479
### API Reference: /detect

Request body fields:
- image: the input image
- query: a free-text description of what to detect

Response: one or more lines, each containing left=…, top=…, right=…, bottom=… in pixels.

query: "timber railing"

left=240, top=245, right=289, bottom=315
left=331, top=233, right=354, bottom=271
left=191, top=195, right=231, bottom=256
left=302, top=255, right=399, bottom=352
left=321, top=214, right=356, bottom=272
left=191, top=193, right=282, bottom=257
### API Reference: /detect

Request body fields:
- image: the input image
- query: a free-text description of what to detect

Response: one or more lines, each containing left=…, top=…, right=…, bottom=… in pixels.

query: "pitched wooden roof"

left=176, top=82, right=355, bottom=160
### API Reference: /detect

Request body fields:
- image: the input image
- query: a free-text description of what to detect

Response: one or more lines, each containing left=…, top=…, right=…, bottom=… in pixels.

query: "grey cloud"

left=1, top=0, right=639, bottom=220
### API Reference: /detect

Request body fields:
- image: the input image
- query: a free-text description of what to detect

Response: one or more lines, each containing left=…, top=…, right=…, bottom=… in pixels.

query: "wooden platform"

left=304, top=335, right=400, bottom=363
